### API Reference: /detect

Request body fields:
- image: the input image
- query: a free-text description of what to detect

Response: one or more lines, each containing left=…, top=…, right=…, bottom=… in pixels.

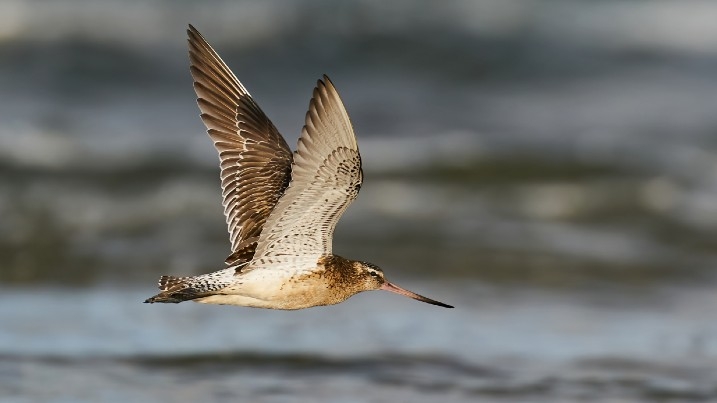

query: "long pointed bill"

left=380, top=282, right=453, bottom=308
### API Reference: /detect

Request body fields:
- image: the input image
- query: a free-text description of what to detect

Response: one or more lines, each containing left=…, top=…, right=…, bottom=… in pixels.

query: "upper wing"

left=187, top=25, right=293, bottom=264
left=247, top=76, right=362, bottom=271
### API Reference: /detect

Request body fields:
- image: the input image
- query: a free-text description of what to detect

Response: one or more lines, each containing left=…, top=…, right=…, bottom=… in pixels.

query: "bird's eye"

left=369, top=271, right=380, bottom=278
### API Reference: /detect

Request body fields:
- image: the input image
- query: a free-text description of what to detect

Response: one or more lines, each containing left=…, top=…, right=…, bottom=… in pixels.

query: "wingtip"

left=314, top=75, right=338, bottom=105
left=320, top=74, right=335, bottom=90
left=187, top=24, right=204, bottom=45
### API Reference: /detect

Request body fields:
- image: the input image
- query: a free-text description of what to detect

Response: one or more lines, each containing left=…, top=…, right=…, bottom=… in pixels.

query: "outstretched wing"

left=188, top=25, right=293, bottom=265
left=247, top=76, right=362, bottom=272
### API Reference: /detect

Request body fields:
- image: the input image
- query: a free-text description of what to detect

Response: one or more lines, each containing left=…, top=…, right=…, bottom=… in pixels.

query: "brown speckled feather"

left=187, top=25, right=292, bottom=265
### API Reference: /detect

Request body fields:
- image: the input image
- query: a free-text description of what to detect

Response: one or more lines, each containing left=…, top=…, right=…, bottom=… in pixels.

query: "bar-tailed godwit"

left=145, top=25, right=453, bottom=309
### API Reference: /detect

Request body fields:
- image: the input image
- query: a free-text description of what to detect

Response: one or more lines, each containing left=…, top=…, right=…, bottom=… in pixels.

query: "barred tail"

left=158, top=275, right=189, bottom=291
left=144, top=275, right=208, bottom=304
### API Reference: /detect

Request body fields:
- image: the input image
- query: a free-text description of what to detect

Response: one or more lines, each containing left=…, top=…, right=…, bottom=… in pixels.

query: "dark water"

left=4, top=286, right=717, bottom=402
left=2, top=0, right=717, bottom=401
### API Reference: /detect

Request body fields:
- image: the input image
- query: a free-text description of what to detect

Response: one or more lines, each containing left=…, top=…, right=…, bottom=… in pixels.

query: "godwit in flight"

left=145, top=25, right=453, bottom=309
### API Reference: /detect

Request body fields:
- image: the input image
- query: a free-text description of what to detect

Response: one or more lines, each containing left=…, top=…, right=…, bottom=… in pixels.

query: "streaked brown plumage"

left=144, top=25, right=452, bottom=309
left=187, top=26, right=292, bottom=266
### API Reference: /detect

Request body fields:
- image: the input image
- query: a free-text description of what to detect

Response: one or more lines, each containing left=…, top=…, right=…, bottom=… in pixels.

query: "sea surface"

left=2, top=1, right=717, bottom=402
left=4, top=285, right=717, bottom=403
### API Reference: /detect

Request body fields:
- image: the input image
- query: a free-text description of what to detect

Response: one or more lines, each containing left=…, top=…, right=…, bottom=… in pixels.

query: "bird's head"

left=352, top=261, right=453, bottom=308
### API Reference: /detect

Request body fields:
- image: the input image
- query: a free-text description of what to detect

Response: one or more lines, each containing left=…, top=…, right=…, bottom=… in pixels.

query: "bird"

left=144, top=25, right=453, bottom=310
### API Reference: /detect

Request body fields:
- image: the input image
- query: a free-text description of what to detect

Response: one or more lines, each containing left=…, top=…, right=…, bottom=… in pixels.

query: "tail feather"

left=144, top=288, right=209, bottom=304
left=158, top=275, right=190, bottom=291
left=145, top=269, right=234, bottom=304
left=145, top=275, right=206, bottom=304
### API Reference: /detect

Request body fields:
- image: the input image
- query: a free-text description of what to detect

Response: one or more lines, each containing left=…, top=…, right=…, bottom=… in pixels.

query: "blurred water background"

left=2, top=0, right=717, bottom=402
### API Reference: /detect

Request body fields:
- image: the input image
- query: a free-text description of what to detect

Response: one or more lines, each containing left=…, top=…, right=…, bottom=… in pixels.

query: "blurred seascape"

left=2, top=1, right=717, bottom=402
